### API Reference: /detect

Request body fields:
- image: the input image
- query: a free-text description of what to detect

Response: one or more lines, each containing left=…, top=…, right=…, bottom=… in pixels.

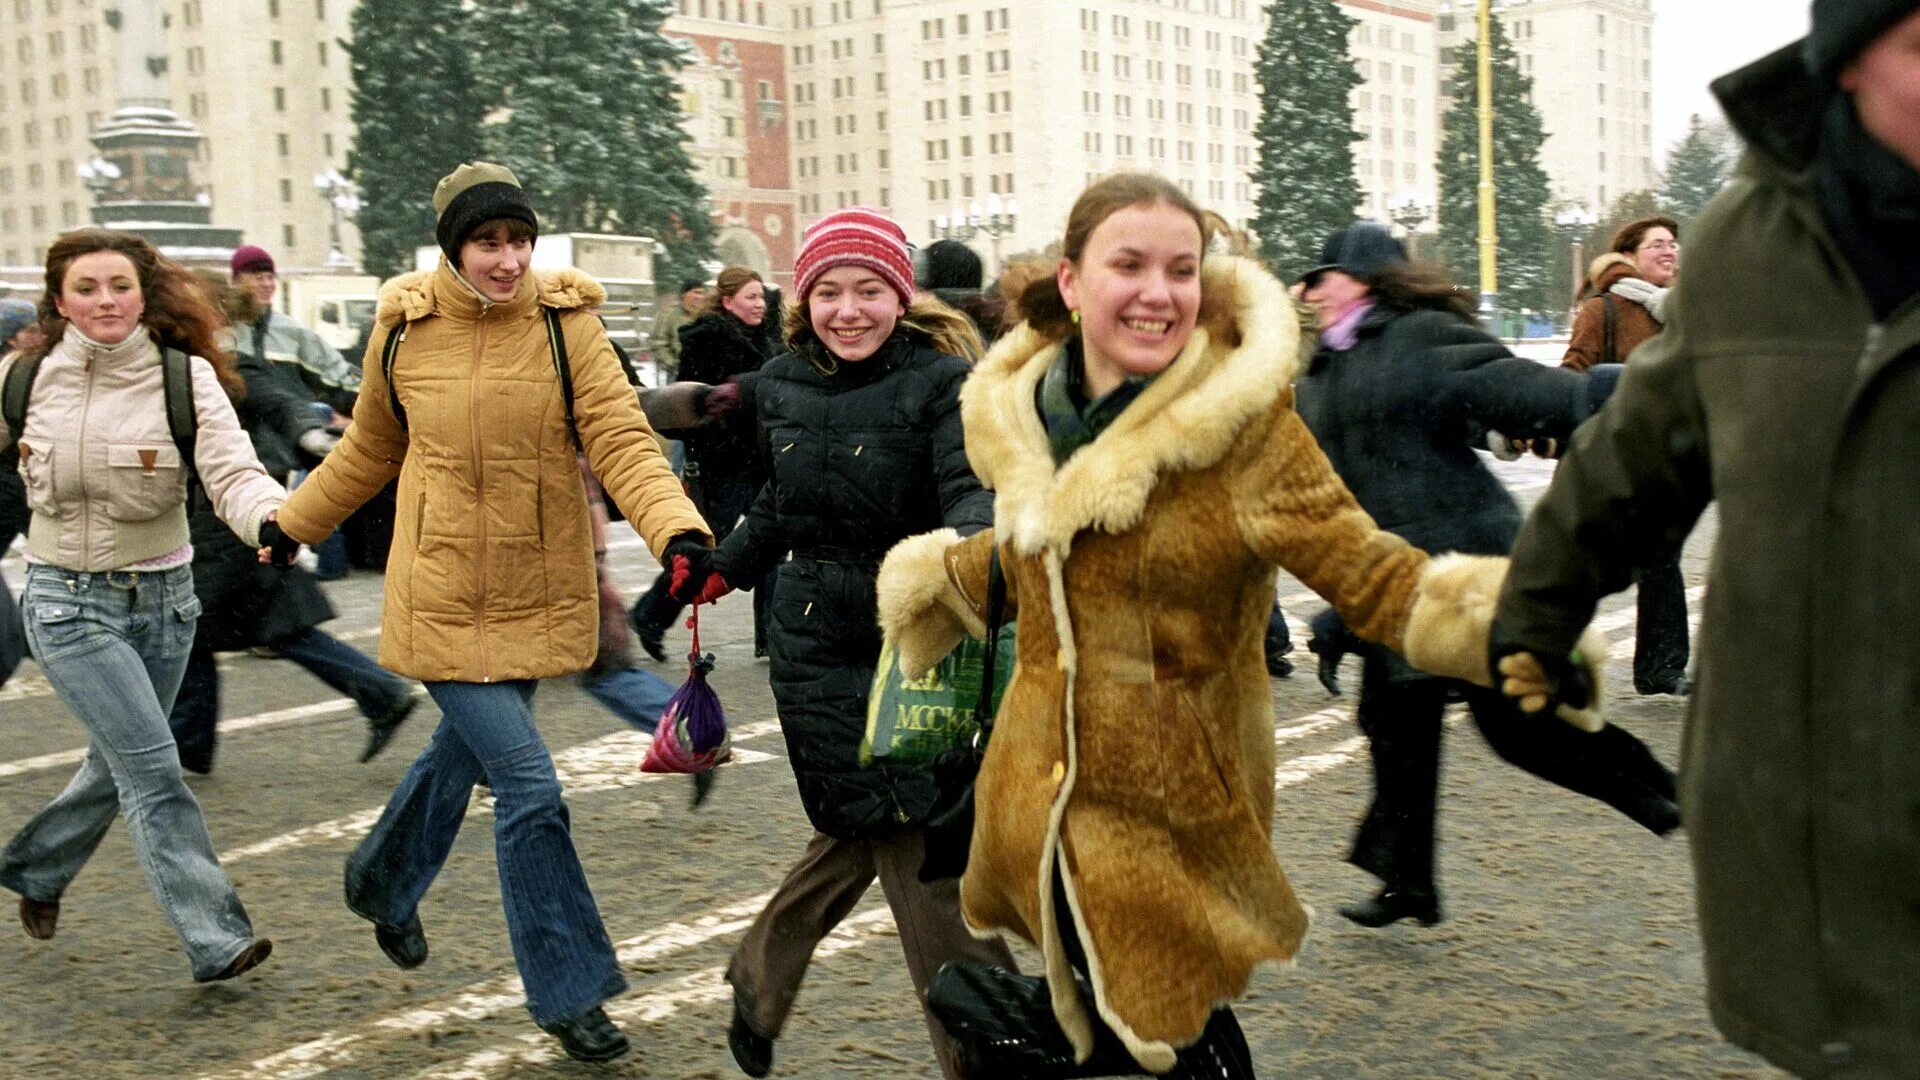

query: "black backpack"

left=2, top=347, right=205, bottom=507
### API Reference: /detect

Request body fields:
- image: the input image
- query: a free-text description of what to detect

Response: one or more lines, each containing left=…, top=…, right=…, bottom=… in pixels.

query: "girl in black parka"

left=670, top=209, right=1016, bottom=1080
left=1295, top=224, right=1679, bottom=929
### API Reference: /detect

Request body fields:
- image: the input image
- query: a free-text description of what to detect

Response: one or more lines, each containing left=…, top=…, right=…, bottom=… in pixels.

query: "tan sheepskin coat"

left=878, top=256, right=1531, bottom=1071
left=278, top=263, right=707, bottom=683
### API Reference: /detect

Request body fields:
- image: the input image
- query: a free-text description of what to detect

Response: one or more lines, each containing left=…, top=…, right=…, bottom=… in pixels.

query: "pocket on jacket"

left=104, top=442, right=184, bottom=522
left=16, top=437, right=56, bottom=514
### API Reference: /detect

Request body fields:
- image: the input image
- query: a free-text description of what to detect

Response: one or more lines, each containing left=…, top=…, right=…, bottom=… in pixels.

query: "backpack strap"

left=545, top=307, right=583, bottom=452
left=1600, top=294, right=1619, bottom=367
left=380, top=321, right=409, bottom=433
left=159, top=348, right=209, bottom=511
left=1, top=352, right=44, bottom=468
left=380, top=310, right=581, bottom=450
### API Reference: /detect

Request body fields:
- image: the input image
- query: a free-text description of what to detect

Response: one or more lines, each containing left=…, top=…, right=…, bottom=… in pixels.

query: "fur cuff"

left=1402, top=553, right=1509, bottom=687
left=876, top=528, right=988, bottom=678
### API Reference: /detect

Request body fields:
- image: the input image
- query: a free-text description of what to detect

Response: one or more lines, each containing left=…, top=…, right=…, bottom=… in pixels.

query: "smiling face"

left=235, top=269, right=277, bottom=307
left=457, top=223, right=533, bottom=303
left=1057, top=201, right=1203, bottom=398
left=55, top=250, right=145, bottom=344
left=807, top=265, right=905, bottom=362
left=722, top=279, right=768, bottom=327
left=1630, top=226, right=1679, bottom=288
left=1841, top=10, right=1920, bottom=174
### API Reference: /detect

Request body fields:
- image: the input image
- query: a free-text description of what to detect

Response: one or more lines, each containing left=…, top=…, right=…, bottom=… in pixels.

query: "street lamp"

left=76, top=156, right=122, bottom=205
left=933, top=194, right=1019, bottom=276
left=1553, top=204, right=1598, bottom=319
left=1389, top=193, right=1429, bottom=260
left=313, top=167, right=361, bottom=270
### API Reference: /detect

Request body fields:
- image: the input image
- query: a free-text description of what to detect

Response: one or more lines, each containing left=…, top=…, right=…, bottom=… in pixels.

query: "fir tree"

left=474, top=0, right=715, bottom=285
left=1433, top=16, right=1554, bottom=315
left=1250, top=0, right=1364, bottom=280
left=345, top=0, right=487, bottom=279
left=1662, top=113, right=1733, bottom=227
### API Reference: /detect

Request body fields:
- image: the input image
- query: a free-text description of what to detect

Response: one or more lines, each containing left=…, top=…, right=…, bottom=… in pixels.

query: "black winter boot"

left=1166, top=1008, right=1258, bottom=1080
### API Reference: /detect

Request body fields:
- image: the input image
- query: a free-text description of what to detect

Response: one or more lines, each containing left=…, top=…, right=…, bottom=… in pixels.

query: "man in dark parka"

left=1493, top=6, right=1920, bottom=1076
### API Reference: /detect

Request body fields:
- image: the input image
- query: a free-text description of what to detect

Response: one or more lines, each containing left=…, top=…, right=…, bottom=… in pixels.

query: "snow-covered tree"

left=1662, top=113, right=1734, bottom=227
left=1434, top=15, right=1553, bottom=315
left=474, top=0, right=715, bottom=284
left=346, top=0, right=488, bottom=279
left=1250, top=0, right=1364, bottom=280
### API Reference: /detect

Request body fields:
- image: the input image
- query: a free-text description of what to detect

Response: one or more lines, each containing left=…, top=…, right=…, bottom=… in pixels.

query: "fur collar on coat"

left=374, top=262, right=607, bottom=328
left=961, top=255, right=1299, bottom=558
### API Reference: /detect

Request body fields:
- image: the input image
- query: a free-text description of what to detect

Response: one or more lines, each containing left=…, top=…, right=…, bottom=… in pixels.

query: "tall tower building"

left=1438, top=0, right=1657, bottom=215
left=665, top=1, right=800, bottom=286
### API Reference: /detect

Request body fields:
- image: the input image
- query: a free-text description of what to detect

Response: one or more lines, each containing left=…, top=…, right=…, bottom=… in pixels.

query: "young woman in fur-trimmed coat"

left=876, top=174, right=1610, bottom=1077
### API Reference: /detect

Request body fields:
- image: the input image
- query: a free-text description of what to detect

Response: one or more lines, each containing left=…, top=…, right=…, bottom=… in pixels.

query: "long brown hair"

left=699, top=265, right=764, bottom=320
left=1608, top=215, right=1679, bottom=257
left=1366, top=260, right=1480, bottom=323
left=35, top=229, right=243, bottom=397
left=1001, top=172, right=1233, bottom=346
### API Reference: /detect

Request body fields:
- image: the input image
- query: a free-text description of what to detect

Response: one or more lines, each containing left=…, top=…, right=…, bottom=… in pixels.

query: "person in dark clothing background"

left=1296, top=223, right=1678, bottom=930
left=916, top=238, right=1006, bottom=345
left=628, top=266, right=776, bottom=660
left=0, top=298, right=45, bottom=556
left=168, top=276, right=415, bottom=773
left=666, top=209, right=1014, bottom=1080
left=1491, top=7, right=1920, bottom=1074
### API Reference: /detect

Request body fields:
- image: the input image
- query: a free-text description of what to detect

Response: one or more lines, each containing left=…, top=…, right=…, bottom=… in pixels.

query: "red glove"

left=668, top=552, right=733, bottom=605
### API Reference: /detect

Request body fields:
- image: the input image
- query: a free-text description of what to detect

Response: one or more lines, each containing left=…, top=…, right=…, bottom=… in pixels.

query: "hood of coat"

left=1588, top=252, right=1644, bottom=295
left=1713, top=42, right=1835, bottom=179
left=374, top=262, right=608, bottom=328
left=961, top=254, right=1299, bottom=556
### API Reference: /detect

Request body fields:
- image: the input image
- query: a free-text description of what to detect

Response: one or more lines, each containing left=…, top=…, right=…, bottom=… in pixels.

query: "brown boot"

left=19, top=897, right=58, bottom=940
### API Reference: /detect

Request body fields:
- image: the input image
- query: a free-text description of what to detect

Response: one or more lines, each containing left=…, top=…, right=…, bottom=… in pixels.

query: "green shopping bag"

left=862, top=623, right=1017, bottom=767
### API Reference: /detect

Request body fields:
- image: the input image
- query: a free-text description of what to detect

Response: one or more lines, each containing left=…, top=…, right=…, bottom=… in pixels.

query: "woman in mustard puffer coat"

left=275, top=163, right=709, bottom=1064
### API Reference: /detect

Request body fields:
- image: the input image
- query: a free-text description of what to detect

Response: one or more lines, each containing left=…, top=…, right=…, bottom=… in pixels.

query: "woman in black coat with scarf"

left=167, top=280, right=414, bottom=773
left=629, top=266, right=776, bottom=659
left=1295, top=225, right=1678, bottom=928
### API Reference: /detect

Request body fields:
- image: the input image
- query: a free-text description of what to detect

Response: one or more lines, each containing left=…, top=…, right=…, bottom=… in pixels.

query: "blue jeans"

left=343, top=680, right=626, bottom=1025
left=0, top=565, right=256, bottom=981
left=581, top=666, right=676, bottom=734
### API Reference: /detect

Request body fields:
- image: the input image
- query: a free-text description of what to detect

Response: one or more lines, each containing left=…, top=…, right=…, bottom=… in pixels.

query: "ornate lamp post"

left=1389, top=193, right=1430, bottom=260
left=1553, top=204, right=1598, bottom=322
left=933, top=194, right=1019, bottom=277
left=76, top=156, right=123, bottom=206
left=313, top=168, right=361, bottom=270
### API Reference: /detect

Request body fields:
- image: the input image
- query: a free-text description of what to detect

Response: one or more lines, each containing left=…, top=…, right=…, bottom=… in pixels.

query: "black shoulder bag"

left=918, top=548, right=1007, bottom=884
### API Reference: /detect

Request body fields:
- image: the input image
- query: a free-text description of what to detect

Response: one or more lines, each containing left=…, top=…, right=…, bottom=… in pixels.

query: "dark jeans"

left=171, top=625, right=411, bottom=773
left=344, top=680, right=626, bottom=1026
left=633, top=472, right=772, bottom=646
left=1633, top=557, right=1690, bottom=692
left=1349, top=657, right=1678, bottom=893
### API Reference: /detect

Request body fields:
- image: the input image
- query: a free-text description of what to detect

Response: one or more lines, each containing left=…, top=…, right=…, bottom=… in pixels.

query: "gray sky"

left=1652, top=0, right=1810, bottom=160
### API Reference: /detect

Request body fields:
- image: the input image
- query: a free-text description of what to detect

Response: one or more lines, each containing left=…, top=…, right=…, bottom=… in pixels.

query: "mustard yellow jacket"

left=278, top=263, right=708, bottom=682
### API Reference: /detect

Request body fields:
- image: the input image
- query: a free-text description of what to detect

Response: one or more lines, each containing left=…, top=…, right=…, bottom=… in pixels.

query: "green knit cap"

left=432, top=162, right=538, bottom=260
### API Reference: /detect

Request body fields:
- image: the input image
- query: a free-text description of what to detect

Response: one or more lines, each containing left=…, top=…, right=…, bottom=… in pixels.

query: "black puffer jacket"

left=1297, top=306, right=1606, bottom=683
left=715, top=332, right=992, bottom=839
left=1297, top=306, right=1602, bottom=558
left=677, top=311, right=771, bottom=483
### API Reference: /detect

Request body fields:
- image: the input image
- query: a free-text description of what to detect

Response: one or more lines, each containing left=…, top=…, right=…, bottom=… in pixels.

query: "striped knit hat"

left=794, top=208, right=915, bottom=304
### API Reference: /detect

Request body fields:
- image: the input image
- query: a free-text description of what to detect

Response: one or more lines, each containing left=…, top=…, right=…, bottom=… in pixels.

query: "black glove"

left=258, top=518, right=302, bottom=568
left=1488, top=621, right=1593, bottom=716
left=662, top=533, right=716, bottom=604
left=1305, top=608, right=1353, bottom=697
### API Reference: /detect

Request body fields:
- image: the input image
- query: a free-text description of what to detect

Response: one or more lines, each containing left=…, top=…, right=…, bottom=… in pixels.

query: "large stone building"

left=1439, top=0, right=1657, bottom=215
left=0, top=0, right=1644, bottom=282
left=0, top=0, right=357, bottom=270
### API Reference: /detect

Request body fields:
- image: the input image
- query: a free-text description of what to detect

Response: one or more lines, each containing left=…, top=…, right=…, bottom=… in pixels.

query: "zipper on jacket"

left=77, top=348, right=97, bottom=557
left=472, top=314, right=493, bottom=682
left=1853, top=323, right=1887, bottom=381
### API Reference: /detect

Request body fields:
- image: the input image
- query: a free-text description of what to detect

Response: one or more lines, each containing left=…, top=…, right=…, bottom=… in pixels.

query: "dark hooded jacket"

left=1497, top=44, right=1920, bottom=1079
left=676, top=311, right=771, bottom=484
left=714, top=330, right=991, bottom=839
